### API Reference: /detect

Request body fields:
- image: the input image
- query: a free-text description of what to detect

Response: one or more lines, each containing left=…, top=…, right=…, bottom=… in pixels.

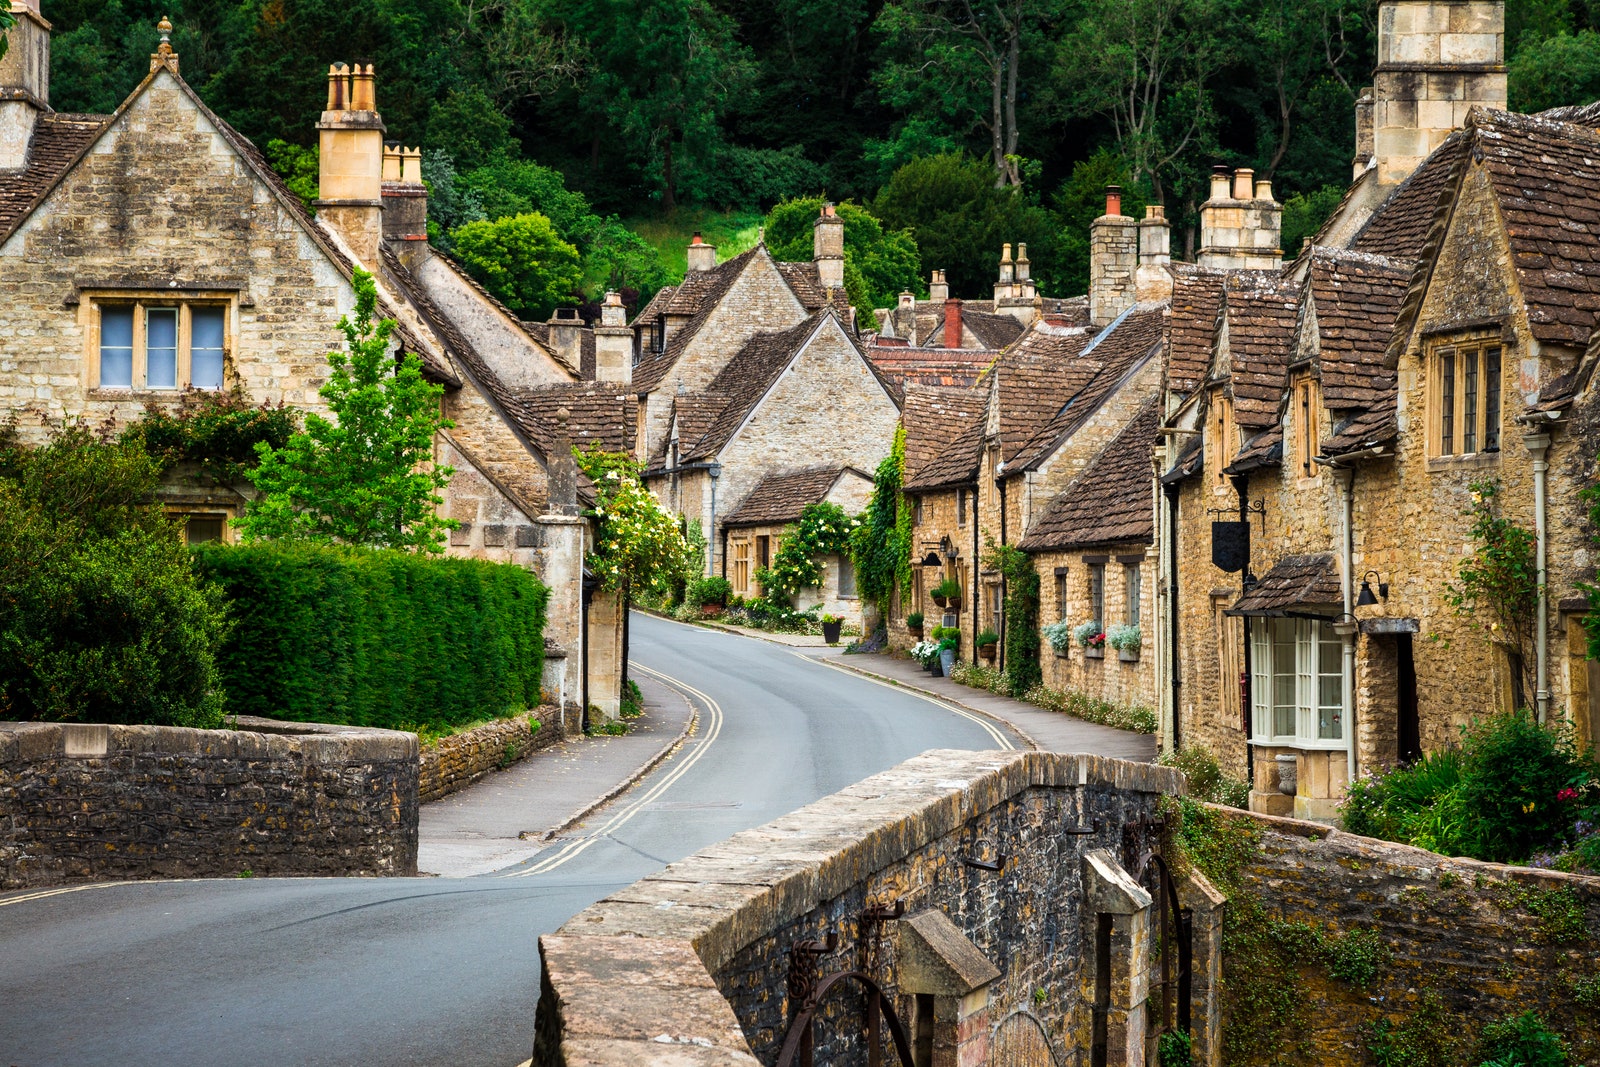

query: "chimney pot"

left=1105, top=185, right=1123, bottom=218
left=928, top=270, right=949, bottom=304
left=1232, top=167, right=1255, bottom=201
left=686, top=232, right=717, bottom=273
left=1254, top=178, right=1274, bottom=203
left=1209, top=166, right=1231, bottom=202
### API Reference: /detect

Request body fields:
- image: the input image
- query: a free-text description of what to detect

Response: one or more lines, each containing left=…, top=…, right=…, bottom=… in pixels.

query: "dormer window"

left=1428, top=337, right=1502, bottom=459
left=651, top=318, right=666, bottom=355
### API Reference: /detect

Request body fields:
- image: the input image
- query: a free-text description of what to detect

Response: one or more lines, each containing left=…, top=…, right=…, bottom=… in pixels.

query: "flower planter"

left=822, top=620, right=843, bottom=644
left=939, top=649, right=957, bottom=676
left=700, top=604, right=724, bottom=618
left=1084, top=646, right=1105, bottom=659
left=977, top=644, right=996, bottom=663
left=931, top=594, right=948, bottom=609
left=930, top=658, right=944, bottom=677
left=944, top=596, right=962, bottom=611
left=907, top=625, right=925, bottom=641
left=1117, top=649, right=1139, bottom=663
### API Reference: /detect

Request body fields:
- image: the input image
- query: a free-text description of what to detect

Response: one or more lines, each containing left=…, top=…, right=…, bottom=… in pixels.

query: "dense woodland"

left=37, top=0, right=1600, bottom=313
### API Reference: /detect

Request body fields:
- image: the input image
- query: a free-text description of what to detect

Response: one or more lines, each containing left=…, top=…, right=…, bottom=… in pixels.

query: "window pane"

left=1320, top=633, right=1341, bottom=675
left=837, top=556, right=856, bottom=596
left=147, top=308, right=178, bottom=389
left=184, top=515, right=225, bottom=544
left=1439, top=351, right=1455, bottom=454
left=1271, top=619, right=1296, bottom=737
left=1055, top=574, right=1067, bottom=618
left=1090, top=564, right=1104, bottom=625
left=1462, top=345, right=1478, bottom=452
left=100, top=307, right=134, bottom=387
left=191, top=307, right=225, bottom=389
left=1125, top=564, right=1141, bottom=625
left=1484, top=346, right=1502, bottom=451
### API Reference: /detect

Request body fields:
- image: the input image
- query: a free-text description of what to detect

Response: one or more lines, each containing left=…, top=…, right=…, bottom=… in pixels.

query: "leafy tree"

left=264, top=139, right=319, bottom=213
left=1509, top=30, right=1600, bottom=112
left=1280, top=184, right=1345, bottom=255
left=449, top=213, right=583, bottom=319
left=574, top=446, right=697, bottom=595
left=239, top=268, right=456, bottom=553
left=872, top=0, right=1066, bottom=187
left=0, top=426, right=228, bottom=727
left=426, top=87, right=516, bottom=172
left=763, top=197, right=922, bottom=321
left=872, top=153, right=1061, bottom=296
left=1052, top=149, right=1150, bottom=295
left=420, top=150, right=486, bottom=243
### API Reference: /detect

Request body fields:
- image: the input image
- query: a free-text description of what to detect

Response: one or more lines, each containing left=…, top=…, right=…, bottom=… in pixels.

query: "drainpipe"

left=707, top=463, right=721, bottom=578
left=997, top=467, right=1008, bottom=674
left=1336, top=467, right=1358, bottom=782
left=971, top=482, right=980, bottom=664
left=1524, top=430, right=1552, bottom=721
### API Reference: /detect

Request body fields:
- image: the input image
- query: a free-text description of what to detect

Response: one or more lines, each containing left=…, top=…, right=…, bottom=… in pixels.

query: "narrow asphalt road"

left=0, top=613, right=1019, bottom=1067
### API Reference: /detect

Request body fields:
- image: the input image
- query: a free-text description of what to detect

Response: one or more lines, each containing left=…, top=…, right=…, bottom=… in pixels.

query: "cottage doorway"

left=1397, top=634, right=1421, bottom=764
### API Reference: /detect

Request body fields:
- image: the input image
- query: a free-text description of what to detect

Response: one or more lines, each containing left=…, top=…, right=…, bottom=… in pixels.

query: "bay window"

left=1250, top=617, right=1345, bottom=746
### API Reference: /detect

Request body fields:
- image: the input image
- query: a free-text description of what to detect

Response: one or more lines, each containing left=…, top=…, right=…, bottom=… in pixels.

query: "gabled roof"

left=1011, top=306, right=1165, bottom=473
left=1227, top=553, right=1342, bottom=616
left=866, top=344, right=996, bottom=389
left=1320, top=395, right=1399, bottom=457
left=722, top=466, right=869, bottom=527
left=522, top=319, right=597, bottom=378
left=1221, top=277, right=1300, bottom=430
left=0, top=112, right=109, bottom=242
left=632, top=248, right=762, bottom=392
left=902, top=384, right=986, bottom=482
left=1350, top=131, right=1464, bottom=263
left=929, top=308, right=1026, bottom=350
left=1226, top=425, right=1283, bottom=474
left=1166, top=266, right=1229, bottom=394
left=988, top=323, right=1094, bottom=467
left=505, top=384, right=636, bottom=458
left=905, top=415, right=986, bottom=492
left=1302, top=249, right=1408, bottom=411
left=1020, top=399, right=1159, bottom=551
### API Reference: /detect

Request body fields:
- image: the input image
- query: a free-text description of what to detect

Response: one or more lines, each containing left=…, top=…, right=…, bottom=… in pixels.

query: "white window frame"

left=89, top=296, right=233, bottom=393
left=1250, top=617, right=1345, bottom=748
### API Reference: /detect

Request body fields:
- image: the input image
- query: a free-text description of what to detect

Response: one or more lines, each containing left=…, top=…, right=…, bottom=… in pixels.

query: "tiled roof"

left=930, top=308, right=1026, bottom=349
left=1351, top=132, right=1464, bottom=264
left=1304, top=249, right=1408, bottom=410
left=866, top=345, right=997, bottom=389
left=1224, top=278, right=1300, bottom=430
left=0, top=112, right=109, bottom=242
left=990, top=324, right=1093, bottom=467
left=651, top=393, right=726, bottom=468
left=1160, top=437, right=1203, bottom=484
left=1226, top=425, right=1283, bottom=473
left=723, top=466, right=862, bottom=527
left=678, top=313, right=826, bottom=461
left=1321, top=395, right=1399, bottom=456
left=1020, top=399, right=1159, bottom=551
left=522, top=320, right=597, bottom=378
left=506, top=384, right=636, bottom=458
left=1227, top=553, right=1342, bottom=616
left=905, top=414, right=986, bottom=492
left=774, top=260, right=843, bottom=311
left=1167, top=266, right=1228, bottom=394
left=1012, top=306, right=1165, bottom=472
left=902, top=384, right=986, bottom=482
left=632, top=248, right=760, bottom=392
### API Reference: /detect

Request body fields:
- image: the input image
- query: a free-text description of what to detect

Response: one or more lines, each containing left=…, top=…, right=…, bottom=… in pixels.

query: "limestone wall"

left=1037, top=546, right=1158, bottom=711
left=416, top=708, right=566, bottom=803
left=1213, top=806, right=1600, bottom=1065
left=0, top=716, right=418, bottom=890
left=534, top=751, right=1192, bottom=1067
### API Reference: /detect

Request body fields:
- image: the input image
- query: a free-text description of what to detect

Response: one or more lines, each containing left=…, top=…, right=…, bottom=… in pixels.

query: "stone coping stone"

left=0, top=716, right=418, bottom=765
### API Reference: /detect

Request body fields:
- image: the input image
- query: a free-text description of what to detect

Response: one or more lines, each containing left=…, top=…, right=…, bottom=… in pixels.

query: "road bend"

left=0, top=612, right=1018, bottom=1067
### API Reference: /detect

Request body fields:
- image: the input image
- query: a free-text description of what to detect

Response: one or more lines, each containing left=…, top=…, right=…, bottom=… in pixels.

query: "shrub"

left=687, top=575, right=732, bottom=608
left=1477, top=1011, right=1569, bottom=1067
left=1042, top=620, right=1073, bottom=654
left=976, top=628, right=999, bottom=647
left=1161, top=746, right=1250, bottom=808
left=193, top=541, right=546, bottom=731
left=906, top=612, right=924, bottom=629
left=0, top=427, right=228, bottom=728
left=1106, top=623, right=1142, bottom=652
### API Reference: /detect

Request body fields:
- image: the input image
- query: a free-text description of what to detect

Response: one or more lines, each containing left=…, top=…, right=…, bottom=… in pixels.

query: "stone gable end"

left=0, top=72, right=354, bottom=436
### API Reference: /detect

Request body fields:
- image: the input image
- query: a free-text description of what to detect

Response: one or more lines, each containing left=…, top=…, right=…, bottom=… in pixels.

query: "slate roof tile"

left=902, top=384, right=986, bottom=484
left=1223, top=278, right=1300, bottom=430
left=0, top=112, right=109, bottom=242
left=723, top=466, right=863, bottom=527
left=1228, top=553, right=1342, bottom=615
left=1304, top=249, right=1409, bottom=411
left=1019, top=398, right=1159, bottom=551
left=1167, top=266, right=1228, bottom=394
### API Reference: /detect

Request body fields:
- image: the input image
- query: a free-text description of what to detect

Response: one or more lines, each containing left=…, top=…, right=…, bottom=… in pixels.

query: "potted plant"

left=931, top=577, right=963, bottom=611
left=1042, top=620, right=1073, bottom=659
left=1107, top=623, right=1142, bottom=662
left=975, top=628, right=999, bottom=662
left=937, top=630, right=959, bottom=676
left=689, top=576, right=733, bottom=617
left=906, top=612, right=925, bottom=640
left=910, top=639, right=940, bottom=673
left=1074, top=620, right=1106, bottom=659
left=821, top=613, right=844, bottom=644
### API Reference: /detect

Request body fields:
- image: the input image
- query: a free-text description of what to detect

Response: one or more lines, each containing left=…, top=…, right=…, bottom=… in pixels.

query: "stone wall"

left=1214, top=805, right=1600, bottom=1066
left=1037, top=546, right=1158, bottom=711
left=0, top=717, right=418, bottom=890
left=417, top=707, right=566, bottom=803
left=535, top=751, right=1204, bottom=1067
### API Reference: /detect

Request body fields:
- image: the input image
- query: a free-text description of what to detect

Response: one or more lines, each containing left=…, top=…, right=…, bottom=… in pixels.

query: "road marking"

left=0, top=882, right=126, bottom=908
left=501, top=664, right=724, bottom=879
left=797, top=652, right=1017, bottom=750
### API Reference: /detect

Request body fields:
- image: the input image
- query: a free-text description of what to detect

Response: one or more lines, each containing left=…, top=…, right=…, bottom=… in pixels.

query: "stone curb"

left=533, top=681, right=700, bottom=843
left=810, top=654, right=1043, bottom=753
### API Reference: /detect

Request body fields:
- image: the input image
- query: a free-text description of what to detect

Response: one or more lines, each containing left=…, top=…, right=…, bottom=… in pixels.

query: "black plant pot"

left=822, top=620, right=843, bottom=643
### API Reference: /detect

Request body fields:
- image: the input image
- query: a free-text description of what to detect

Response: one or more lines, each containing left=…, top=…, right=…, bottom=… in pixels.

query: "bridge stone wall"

left=534, top=750, right=1193, bottom=1067
left=0, top=716, right=418, bottom=889
left=417, top=707, right=568, bottom=803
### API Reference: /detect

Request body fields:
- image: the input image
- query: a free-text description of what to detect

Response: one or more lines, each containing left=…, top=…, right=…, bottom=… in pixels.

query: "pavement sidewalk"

left=805, top=647, right=1158, bottom=762
left=416, top=673, right=696, bottom=877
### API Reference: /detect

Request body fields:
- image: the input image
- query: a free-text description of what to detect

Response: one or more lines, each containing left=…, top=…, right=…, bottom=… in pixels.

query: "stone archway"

left=987, top=1010, right=1059, bottom=1067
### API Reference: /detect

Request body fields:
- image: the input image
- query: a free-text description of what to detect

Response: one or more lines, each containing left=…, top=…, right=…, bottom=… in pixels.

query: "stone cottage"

left=0, top=8, right=627, bottom=718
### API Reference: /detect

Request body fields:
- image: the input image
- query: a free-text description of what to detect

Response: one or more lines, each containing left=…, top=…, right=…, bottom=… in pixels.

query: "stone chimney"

left=546, top=306, right=585, bottom=373
left=994, top=243, right=1016, bottom=303
left=1136, top=205, right=1173, bottom=303
left=928, top=269, right=949, bottom=304
left=0, top=0, right=51, bottom=171
left=943, top=298, right=964, bottom=349
left=381, top=143, right=427, bottom=268
left=1089, top=187, right=1138, bottom=327
left=814, top=203, right=845, bottom=290
left=1198, top=168, right=1282, bottom=270
left=998, top=241, right=1042, bottom=324
left=1373, top=0, right=1505, bottom=186
left=686, top=231, right=716, bottom=273
left=317, top=63, right=387, bottom=266
left=1353, top=87, right=1376, bottom=179
left=594, top=291, right=632, bottom=386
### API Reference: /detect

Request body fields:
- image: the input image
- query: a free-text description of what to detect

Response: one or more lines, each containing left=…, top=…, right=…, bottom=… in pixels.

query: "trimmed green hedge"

left=194, top=542, right=547, bottom=730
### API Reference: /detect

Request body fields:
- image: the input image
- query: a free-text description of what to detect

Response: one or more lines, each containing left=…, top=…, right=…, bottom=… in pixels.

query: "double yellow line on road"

left=797, top=651, right=1017, bottom=750
left=0, top=882, right=126, bottom=909
left=501, top=663, right=724, bottom=879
